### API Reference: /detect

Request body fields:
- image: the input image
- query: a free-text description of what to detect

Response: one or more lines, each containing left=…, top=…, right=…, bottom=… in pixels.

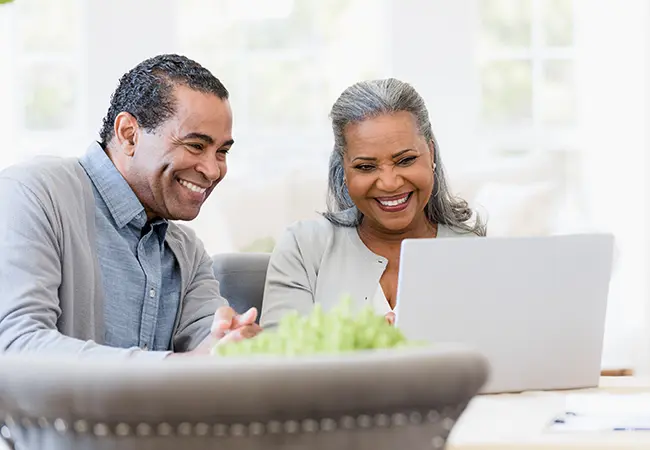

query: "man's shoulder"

left=168, top=221, right=199, bottom=243
left=0, top=156, right=86, bottom=200
left=166, top=222, right=206, bottom=265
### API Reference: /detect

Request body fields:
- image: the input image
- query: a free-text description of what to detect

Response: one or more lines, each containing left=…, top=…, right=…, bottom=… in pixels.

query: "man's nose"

left=197, top=155, right=222, bottom=182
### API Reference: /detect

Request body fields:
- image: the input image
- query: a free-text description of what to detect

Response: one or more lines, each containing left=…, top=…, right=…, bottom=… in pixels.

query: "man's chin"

left=168, top=207, right=201, bottom=222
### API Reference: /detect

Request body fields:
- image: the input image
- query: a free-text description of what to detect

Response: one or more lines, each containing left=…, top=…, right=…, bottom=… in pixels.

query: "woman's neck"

left=357, top=215, right=438, bottom=253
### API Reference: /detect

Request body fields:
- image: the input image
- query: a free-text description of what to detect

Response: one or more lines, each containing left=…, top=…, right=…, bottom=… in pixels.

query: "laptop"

left=394, top=234, right=614, bottom=394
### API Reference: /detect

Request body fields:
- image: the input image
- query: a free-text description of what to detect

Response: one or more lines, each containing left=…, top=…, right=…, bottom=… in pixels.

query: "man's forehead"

left=173, top=86, right=230, bottom=114
left=170, top=88, right=232, bottom=138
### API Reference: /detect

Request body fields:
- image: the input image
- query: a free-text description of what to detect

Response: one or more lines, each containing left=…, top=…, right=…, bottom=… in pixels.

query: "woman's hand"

left=385, top=312, right=396, bottom=326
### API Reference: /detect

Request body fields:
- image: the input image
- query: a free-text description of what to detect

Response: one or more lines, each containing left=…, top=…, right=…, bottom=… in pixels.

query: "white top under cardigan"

left=260, top=216, right=475, bottom=329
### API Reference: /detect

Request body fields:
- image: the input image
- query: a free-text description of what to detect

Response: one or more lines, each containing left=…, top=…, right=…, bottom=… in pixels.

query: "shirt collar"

left=79, top=142, right=158, bottom=230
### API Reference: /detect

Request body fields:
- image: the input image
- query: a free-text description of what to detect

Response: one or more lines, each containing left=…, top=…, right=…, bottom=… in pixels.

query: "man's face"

left=124, top=85, right=233, bottom=221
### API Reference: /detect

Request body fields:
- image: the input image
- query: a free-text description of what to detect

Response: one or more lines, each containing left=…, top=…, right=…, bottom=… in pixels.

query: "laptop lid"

left=394, top=234, right=614, bottom=393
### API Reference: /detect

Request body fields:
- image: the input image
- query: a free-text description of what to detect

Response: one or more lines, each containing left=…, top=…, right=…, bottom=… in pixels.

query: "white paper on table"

left=547, top=393, right=650, bottom=432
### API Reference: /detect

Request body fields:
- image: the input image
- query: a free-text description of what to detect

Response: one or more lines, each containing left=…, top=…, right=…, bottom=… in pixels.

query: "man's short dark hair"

left=99, top=54, right=229, bottom=147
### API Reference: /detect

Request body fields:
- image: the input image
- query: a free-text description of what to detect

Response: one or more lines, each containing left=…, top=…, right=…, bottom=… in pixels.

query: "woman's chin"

left=372, top=215, right=418, bottom=235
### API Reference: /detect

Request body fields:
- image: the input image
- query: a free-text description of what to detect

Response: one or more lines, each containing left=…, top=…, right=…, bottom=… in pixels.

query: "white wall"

left=84, top=0, right=177, bottom=144
left=574, top=0, right=649, bottom=372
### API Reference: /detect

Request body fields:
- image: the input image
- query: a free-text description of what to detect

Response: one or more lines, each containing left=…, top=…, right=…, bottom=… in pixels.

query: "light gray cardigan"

left=260, top=217, right=472, bottom=328
left=0, top=154, right=226, bottom=358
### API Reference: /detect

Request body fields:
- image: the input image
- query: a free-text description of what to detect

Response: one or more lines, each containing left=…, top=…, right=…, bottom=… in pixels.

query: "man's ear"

left=113, top=112, right=139, bottom=157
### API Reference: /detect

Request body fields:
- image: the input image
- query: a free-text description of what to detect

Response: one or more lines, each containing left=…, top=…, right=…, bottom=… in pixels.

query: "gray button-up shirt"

left=80, top=145, right=181, bottom=351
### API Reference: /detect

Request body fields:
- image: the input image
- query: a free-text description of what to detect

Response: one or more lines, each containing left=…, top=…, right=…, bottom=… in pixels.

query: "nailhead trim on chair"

left=1, top=404, right=464, bottom=449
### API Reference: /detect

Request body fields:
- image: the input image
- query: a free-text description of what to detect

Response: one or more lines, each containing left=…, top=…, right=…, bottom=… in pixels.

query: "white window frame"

left=477, top=0, right=578, bottom=156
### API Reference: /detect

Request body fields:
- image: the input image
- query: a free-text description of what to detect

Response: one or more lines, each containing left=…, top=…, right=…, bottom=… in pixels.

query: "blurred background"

left=0, top=0, right=647, bottom=373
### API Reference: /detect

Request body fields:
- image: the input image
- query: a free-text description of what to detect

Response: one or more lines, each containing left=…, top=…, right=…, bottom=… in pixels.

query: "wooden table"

left=448, top=377, right=650, bottom=449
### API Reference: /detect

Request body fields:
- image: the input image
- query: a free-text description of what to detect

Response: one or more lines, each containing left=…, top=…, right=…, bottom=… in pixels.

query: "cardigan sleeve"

left=260, top=219, right=333, bottom=329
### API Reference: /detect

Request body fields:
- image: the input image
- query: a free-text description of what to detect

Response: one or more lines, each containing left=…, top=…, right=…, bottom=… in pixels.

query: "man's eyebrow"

left=179, top=132, right=214, bottom=145
left=179, top=133, right=234, bottom=148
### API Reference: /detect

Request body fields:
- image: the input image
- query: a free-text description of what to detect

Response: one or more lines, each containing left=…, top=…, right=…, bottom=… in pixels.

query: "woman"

left=260, top=78, right=486, bottom=328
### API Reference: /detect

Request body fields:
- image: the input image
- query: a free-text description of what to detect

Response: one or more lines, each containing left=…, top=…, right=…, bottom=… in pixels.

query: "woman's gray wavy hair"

left=323, top=78, right=486, bottom=236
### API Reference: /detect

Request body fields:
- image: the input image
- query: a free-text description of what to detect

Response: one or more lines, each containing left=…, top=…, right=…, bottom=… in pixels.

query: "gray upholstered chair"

left=0, top=346, right=489, bottom=450
left=212, top=253, right=271, bottom=322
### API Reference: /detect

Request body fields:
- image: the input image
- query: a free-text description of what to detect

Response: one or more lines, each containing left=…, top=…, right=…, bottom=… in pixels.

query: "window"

left=475, top=0, right=650, bottom=371
left=177, top=0, right=388, bottom=176
left=176, top=0, right=389, bottom=252
left=478, top=0, right=576, bottom=154
left=1, top=0, right=84, bottom=163
left=473, top=0, right=581, bottom=238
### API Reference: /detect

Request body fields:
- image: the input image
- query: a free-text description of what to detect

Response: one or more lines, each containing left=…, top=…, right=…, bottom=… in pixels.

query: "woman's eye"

left=355, top=164, right=374, bottom=172
left=398, top=156, right=416, bottom=166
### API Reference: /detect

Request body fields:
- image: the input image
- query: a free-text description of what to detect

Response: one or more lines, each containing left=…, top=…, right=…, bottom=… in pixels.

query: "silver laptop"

left=394, top=234, right=614, bottom=394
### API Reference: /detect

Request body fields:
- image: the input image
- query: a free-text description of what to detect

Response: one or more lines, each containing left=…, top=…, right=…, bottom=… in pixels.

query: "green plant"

left=212, top=296, right=423, bottom=357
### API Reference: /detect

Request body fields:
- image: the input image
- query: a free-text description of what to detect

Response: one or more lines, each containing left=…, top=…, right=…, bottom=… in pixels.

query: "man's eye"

left=218, top=148, right=230, bottom=155
left=187, top=143, right=203, bottom=150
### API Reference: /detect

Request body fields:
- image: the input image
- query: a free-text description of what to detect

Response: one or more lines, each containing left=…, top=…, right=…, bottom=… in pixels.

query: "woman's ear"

left=428, top=139, right=436, bottom=169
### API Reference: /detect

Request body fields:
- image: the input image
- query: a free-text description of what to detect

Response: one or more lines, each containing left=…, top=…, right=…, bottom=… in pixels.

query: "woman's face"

left=342, top=111, right=434, bottom=234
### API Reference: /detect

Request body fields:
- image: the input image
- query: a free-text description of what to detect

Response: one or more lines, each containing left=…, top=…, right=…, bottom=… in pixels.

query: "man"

left=0, top=54, right=260, bottom=358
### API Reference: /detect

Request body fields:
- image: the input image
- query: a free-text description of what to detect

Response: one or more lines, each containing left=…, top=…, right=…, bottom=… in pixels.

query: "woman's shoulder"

left=275, top=216, right=342, bottom=250
left=275, top=215, right=359, bottom=258
left=437, top=223, right=484, bottom=238
left=282, top=215, right=340, bottom=241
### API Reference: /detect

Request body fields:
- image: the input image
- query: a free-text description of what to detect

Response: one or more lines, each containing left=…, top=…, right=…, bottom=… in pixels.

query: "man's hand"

left=168, top=306, right=262, bottom=357
left=210, top=306, right=262, bottom=345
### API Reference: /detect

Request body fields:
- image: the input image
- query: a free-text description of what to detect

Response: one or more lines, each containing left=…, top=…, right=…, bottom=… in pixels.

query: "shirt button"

left=149, top=288, right=155, bottom=298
